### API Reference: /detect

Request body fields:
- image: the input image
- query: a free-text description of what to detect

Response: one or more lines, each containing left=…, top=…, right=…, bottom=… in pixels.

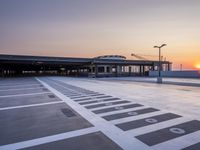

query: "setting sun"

left=195, top=64, right=200, bottom=69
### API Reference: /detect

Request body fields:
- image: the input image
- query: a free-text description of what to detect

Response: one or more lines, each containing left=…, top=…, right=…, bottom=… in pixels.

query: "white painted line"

left=111, top=111, right=166, bottom=125
left=0, top=92, right=51, bottom=98
left=97, top=106, right=149, bottom=117
left=36, top=77, right=151, bottom=150
left=71, top=97, right=92, bottom=101
left=89, top=102, right=141, bottom=111
left=80, top=99, right=128, bottom=106
left=69, top=96, right=89, bottom=99
left=126, top=117, right=191, bottom=136
left=0, top=83, right=41, bottom=88
left=0, top=127, right=98, bottom=150
left=44, top=80, right=81, bottom=94
left=0, top=87, right=43, bottom=92
left=47, top=78, right=117, bottom=99
left=0, top=101, right=64, bottom=111
left=69, top=95, right=106, bottom=101
left=46, top=80, right=104, bottom=101
left=0, top=82, right=39, bottom=86
left=152, top=130, right=200, bottom=150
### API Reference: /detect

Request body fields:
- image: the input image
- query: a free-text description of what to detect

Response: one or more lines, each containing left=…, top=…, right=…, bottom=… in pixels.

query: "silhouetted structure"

left=0, top=54, right=172, bottom=77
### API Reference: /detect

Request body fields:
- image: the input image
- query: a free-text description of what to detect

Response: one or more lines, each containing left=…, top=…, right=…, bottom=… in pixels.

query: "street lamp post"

left=154, top=44, right=167, bottom=83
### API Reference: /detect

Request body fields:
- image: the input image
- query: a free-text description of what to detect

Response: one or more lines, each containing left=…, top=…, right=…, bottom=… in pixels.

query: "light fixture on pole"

left=153, top=44, right=167, bottom=83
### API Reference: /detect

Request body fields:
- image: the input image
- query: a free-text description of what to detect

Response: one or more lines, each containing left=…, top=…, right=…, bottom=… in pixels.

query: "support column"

left=122, top=66, right=125, bottom=73
left=77, top=69, right=79, bottom=77
left=129, top=66, right=131, bottom=76
left=139, top=65, right=142, bottom=76
left=95, top=64, right=98, bottom=78
left=109, top=66, right=112, bottom=73
left=167, top=63, right=170, bottom=71
left=0, top=65, right=3, bottom=77
left=104, top=66, right=107, bottom=73
left=115, top=65, right=118, bottom=77
left=143, top=65, right=145, bottom=76
left=117, top=65, right=122, bottom=76
left=152, top=63, right=155, bottom=71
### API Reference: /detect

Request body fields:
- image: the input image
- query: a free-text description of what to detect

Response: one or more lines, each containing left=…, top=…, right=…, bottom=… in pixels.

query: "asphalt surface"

left=0, top=77, right=200, bottom=150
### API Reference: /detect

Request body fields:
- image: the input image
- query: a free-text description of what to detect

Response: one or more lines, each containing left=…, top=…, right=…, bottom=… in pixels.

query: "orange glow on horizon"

left=195, top=64, right=200, bottom=69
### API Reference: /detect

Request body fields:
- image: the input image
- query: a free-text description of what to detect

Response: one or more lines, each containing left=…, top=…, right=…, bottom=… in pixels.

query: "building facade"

left=0, top=54, right=172, bottom=77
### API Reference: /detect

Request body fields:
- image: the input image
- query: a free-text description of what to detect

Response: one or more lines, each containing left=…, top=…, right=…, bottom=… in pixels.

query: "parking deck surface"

left=0, top=77, right=199, bottom=150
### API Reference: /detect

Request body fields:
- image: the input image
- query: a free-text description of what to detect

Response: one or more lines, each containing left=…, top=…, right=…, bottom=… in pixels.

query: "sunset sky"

left=0, top=0, right=200, bottom=70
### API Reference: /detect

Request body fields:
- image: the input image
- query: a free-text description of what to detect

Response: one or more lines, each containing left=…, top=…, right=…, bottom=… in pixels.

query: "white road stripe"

left=97, top=106, right=149, bottom=117
left=0, top=83, right=41, bottom=88
left=0, top=87, right=43, bottom=92
left=0, top=101, right=64, bottom=111
left=0, top=92, right=51, bottom=98
left=0, top=127, right=98, bottom=150
left=126, top=117, right=191, bottom=136
left=36, top=77, right=151, bottom=150
left=110, top=111, right=166, bottom=125
left=80, top=99, right=128, bottom=106
left=152, top=130, right=200, bottom=150
left=89, top=102, right=142, bottom=111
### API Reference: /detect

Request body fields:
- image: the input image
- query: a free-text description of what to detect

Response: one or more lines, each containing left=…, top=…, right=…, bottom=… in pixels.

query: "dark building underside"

left=0, top=54, right=172, bottom=77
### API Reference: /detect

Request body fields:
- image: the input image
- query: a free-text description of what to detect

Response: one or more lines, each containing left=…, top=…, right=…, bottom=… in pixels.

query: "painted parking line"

left=94, top=95, right=113, bottom=99
left=0, top=102, right=93, bottom=146
left=66, top=94, right=82, bottom=97
left=49, top=80, right=97, bottom=95
left=0, top=93, right=61, bottom=108
left=0, top=83, right=41, bottom=88
left=70, top=95, right=89, bottom=99
left=0, top=101, right=64, bottom=111
left=97, top=106, right=150, bottom=117
left=0, top=127, right=98, bottom=150
left=79, top=98, right=121, bottom=105
left=110, top=111, right=166, bottom=125
left=0, top=88, right=50, bottom=96
left=0, top=87, right=44, bottom=92
left=37, top=78, right=151, bottom=150
left=82, top=100, right=127, bottom=109
left=40, top=81, right=94, bottom=101
left=0, top=85, right=43, bottom=91
left=22, top=131, right=123, bottom=150
left=41, top=78, right=200, bottom=148
left=116, top=113, right=182, bottom=131
left=0, top=82, right=40, bottom=86
left=82, top=92, right=99, bottom=94
left=126, top=117, right=192, bottom=137
left=92, top=101, right=143, bottom=114
left=136, top=120, right=200, bottom=146
left=50, top=83, right=99, bottom=97
left=0, top=92, right=51, bottom=98
left=102, top=108, right=160, bottom=121
left=75, top=98, right=93, bottom=102
left=85, top=100, right=131, bottom=109
left=88, top=94, right=105, bottom=97
left=181, top=142, right=200, bottom=150
left=43, top=81, right=83, bottom=96
left=62, top=92, right=81, bottom=96
left=151, top=130, right=200, bottom=150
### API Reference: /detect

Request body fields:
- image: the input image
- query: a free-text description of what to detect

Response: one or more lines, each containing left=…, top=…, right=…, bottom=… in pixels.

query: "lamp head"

left=154, top=44, right=167, bottom=48
left=161, top=44, right=167, bottom=48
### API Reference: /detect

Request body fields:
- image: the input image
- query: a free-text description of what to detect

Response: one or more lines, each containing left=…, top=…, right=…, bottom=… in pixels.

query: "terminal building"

left=0, top=54, right=172, bottom=77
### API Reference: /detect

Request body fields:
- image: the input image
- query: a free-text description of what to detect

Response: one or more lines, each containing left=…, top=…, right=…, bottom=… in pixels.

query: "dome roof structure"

left=95, top=55, right=126, bottom=60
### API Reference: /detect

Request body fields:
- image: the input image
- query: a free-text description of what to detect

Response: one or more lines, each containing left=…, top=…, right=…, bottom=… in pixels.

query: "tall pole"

left=159, top=47, right=161, bottom=77
left=154, top=44, right=167, bottom=83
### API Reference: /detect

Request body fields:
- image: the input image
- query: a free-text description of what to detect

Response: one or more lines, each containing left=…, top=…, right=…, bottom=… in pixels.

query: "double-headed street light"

left=154, top=44, right=167, bottom=83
